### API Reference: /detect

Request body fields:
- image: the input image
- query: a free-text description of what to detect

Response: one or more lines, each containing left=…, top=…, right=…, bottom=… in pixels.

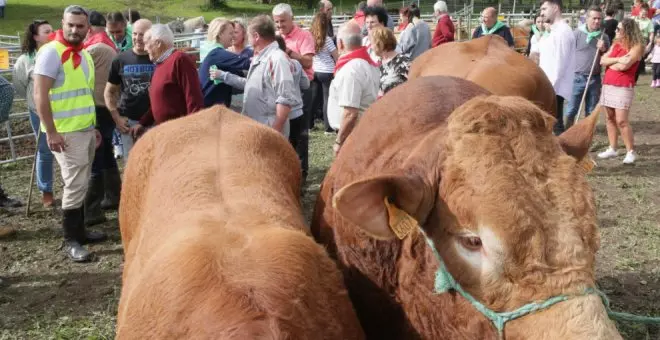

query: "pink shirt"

left=282, top=25, right=316, bottom=80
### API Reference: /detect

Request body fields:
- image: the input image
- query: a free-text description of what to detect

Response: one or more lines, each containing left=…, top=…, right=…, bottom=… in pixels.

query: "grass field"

left=1, top=75, right=660, bottom=338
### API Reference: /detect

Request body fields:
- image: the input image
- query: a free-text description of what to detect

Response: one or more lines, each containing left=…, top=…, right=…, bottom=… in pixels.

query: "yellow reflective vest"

left=41, top=41, right=96, bottom=133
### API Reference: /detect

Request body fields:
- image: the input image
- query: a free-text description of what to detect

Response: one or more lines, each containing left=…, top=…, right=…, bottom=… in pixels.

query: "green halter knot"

left=419, top=229, right=660, bottom=338
left=422, top=231, right=585, bottom=338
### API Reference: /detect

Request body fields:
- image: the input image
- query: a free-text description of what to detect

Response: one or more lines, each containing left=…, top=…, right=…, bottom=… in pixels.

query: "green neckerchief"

left=531, top=24, right=540, bottom=36
left=481, top=21, right=506, bottom=35
left=199, top=41, right=224, bottom=62
left=109, top=25, right=133, bottom=52
left=531, top=24, right=550, bottom=38
left=578, top=24, right=601, bottom=43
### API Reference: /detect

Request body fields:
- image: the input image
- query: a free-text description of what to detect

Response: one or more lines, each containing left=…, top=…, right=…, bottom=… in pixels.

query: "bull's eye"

left=458, top=236, right=482, bottom=251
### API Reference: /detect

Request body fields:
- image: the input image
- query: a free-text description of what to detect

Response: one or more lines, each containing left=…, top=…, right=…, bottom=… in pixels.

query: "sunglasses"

left=33, top=19, right=49, bottom=25
left=615, top=27, right=621, bottom=31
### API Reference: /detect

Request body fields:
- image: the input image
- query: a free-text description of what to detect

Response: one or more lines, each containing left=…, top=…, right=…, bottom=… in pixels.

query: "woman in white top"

left=528, top=15, right=547, bottom=65
left=12, top=19, right=55, bottom=208
left=310, top=12, right=338, bottom=132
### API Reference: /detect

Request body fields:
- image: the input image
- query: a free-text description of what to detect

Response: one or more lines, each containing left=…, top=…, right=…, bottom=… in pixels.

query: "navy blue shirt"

left=199, top=47, right=251, bottom=108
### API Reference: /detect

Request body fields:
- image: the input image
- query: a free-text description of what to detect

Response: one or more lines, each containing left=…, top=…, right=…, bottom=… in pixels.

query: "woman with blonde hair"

left=228, top=17, right=254, bottom=59
left=309, top=12, right=338, bottom=132
left=371, top=26, right=411, bottom=97
left=200, top=18, right=251, bottom=108
left=598, top=18, right=645, bottom=164
left=200, top=18, right=227, bottom=62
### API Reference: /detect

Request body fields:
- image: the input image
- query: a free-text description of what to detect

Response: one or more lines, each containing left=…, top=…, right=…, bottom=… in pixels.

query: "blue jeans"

left=28, top=109, right=54, bottom=193
left=565, top=74, right=601, bottom=129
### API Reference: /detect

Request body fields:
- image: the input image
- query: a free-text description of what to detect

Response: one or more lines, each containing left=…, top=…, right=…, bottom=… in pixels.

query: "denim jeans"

left=565, top=74, right=601, bottom=129
left=120, top=119, right=140, bottom=161
left=28, top=109, right=54, bottom=193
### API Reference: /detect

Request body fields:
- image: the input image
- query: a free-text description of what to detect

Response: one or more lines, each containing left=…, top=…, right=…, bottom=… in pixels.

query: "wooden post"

left=458, top=17, right=462, bottom=40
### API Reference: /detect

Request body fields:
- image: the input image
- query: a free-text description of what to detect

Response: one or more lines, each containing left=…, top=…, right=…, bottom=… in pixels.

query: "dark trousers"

left=91, top=106, right=118, bottom=178
left=554, top=95, right=565, bottom=135
left=635, top=58, right=646, bottom=84
left=653, top=63, right=660, bottom=81
left=310, top=72, right=334, bottom=131
left=289, top=87, right=313, bottom=179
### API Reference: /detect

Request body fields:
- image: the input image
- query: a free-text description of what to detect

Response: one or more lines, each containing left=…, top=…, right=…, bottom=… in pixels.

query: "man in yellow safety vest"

left=34, top=5, right=107, bottom=262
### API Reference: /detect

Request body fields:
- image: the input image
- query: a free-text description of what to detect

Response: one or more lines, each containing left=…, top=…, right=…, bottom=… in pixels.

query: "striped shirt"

left=312, top=37, right=337, bottom=74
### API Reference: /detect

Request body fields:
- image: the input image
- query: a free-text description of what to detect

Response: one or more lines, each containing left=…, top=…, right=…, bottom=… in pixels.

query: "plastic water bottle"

left=210, top=65, right=222, bottom=85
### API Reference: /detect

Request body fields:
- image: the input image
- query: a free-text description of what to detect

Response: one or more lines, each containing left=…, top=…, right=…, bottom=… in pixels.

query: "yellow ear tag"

left=383, top=197, right=418, bottom=240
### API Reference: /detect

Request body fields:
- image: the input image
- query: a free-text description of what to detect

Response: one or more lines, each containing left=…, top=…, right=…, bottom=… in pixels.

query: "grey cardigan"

left=398, top=19, right=432, bottom=61
left=12, top=53, right=36, bottom=112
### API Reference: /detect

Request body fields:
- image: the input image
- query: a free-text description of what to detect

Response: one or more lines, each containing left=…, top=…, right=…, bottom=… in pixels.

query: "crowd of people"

left=0, top=0, right=659, bottom=261
left=526, top=0, right=659, bottom=165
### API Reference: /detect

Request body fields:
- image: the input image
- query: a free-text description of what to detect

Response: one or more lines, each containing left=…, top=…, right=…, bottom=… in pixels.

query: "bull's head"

left=332, top=94, right=621, bottom=339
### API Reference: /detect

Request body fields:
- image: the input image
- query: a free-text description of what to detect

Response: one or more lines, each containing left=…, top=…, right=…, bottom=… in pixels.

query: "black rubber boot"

left=79, top=206, right=107, bottom=245
left=100, top=168, right=121, bottom=210
left=61, top=208, right=91, bottom=262
left=84, top=174, right=107, bottom=226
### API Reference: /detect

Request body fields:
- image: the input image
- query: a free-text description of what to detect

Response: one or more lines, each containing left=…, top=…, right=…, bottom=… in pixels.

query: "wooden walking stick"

left=25, top=131, right=41, bottom=217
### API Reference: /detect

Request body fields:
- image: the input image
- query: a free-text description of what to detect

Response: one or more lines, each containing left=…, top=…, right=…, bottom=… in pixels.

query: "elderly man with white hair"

left=272, top=3, right=316, bottom=183
left=130, top=23, right=204, bottom=137
left=432, top=0, right=454, bottom=47
left=328, top=21, right=379, bottom=157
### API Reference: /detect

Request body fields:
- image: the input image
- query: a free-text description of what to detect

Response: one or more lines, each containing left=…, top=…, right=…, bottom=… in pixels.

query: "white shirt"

left=328, top=58, right=380, bottom=131
left=539, top=19, right=576, bottom=99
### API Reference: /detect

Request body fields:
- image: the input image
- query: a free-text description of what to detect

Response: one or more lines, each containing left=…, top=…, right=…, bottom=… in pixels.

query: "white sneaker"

left=597, top=147, right=618, bottom=159
left=623, top=151, right=636, bottom=164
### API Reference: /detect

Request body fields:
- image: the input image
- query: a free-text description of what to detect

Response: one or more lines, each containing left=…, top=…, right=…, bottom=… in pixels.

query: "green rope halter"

left=418, top=229, right=660, bottom=338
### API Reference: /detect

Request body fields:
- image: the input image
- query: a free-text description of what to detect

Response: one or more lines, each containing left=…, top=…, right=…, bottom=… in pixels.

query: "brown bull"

left=311, top=76, right=621, bottom=339
left=409, top=35, right=557, bottom=117
left=117, top=106, right=364, bottom=339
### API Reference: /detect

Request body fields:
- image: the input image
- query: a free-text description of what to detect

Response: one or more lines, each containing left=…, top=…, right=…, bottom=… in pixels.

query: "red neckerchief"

left=84, top=31, right=118, bottom=52
left=334, top=46, right=377, bottom=74
left=52, top=30, right=84, bottom=69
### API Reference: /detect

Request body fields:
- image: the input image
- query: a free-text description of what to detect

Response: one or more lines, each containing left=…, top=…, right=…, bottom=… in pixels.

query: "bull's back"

left=120, top=106, right=304, bottom=254
left=408, top=35, right=556, bottom=116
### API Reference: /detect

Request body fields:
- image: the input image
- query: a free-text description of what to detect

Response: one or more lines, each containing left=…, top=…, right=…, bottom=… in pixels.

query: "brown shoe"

left=42, top=192, right=54, bottom=208
left=0, top=226, right=17, bottom=239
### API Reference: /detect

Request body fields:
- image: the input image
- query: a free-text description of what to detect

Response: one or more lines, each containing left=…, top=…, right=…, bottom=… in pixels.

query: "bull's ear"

left=332, top=173, right=433, bottom=240
left=558, top=105, right=602, bottom=161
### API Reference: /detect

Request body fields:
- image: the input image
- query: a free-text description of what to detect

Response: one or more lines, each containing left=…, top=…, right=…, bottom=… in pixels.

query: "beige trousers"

left=52, top=130, right=96, bottom=210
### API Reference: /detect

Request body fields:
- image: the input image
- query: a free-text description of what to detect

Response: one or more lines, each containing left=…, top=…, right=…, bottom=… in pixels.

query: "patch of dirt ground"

left=1, top=76, right=659, bottom=339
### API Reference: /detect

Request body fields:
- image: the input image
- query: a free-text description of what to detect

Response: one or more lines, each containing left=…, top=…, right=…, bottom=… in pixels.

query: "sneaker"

left=623, top=151, right=636, bottom=164
left=597, top=147, right=618, bottom=159
left=654, top=80, right=660, bottom=88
